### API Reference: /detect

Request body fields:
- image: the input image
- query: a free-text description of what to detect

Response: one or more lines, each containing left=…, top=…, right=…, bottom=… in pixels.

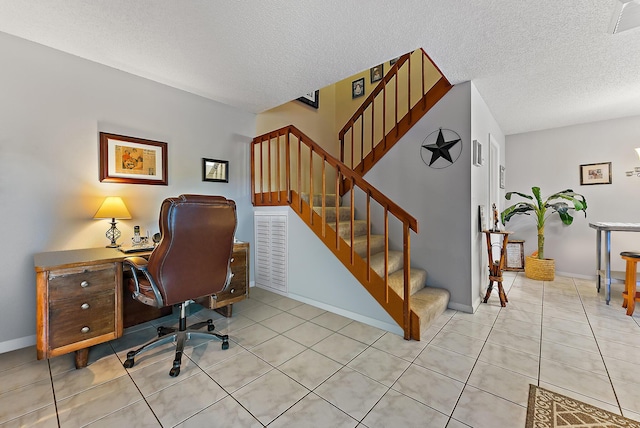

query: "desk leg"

left=75, top=348, right=89, bottom=369
left=595, top=229, right=601, bottom=292
left=605, top=231, right=611, bottom=305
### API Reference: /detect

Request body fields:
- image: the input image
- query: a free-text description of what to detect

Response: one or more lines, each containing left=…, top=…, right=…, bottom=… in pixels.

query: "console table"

left=34, top=242, right=249, bottom=368
left=589, top=222, right=640, bottom=304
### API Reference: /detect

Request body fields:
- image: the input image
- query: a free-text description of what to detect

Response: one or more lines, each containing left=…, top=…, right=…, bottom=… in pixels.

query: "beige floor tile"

left=338, top=320, right=386, bottom=345
left=249, top=334, right=306, bottom=366
left=259, top=311, right=305, bottom=333
left=452, top=385, right=526, bottom=428
left=467, top=360, right=535, bottom=406
left=175, top=395, right=262, bottom=428
left=311, top=333, right=368, bottom=365
left=0, top=404, right=58, bottom=428
left=392, top=364, right=464, bottom=416
left=478, top=342, right=539, bottom=378
left=233, top=369, right=309, bottom=425
left=84, top=400, right=159, bottom=428
left=283, top=321, right=334, bottom=347
left=362, top=389, right=449, bottom=428
left=413, top=344, right=476, bottom=382
left=52, top=353, right=128, bottom=400
left=347, top=346, right=411, bottom=386
left=0, top=379, right=54, bottom=425
left=539, top=358, right=617, bottom=405
left=287, top=303, right=326, bottom=320
left=0, top=358, right=50, bottom=394
left=429, top=331, right=485, bottom=359
left=205, top=349, right=273, bottom=393
left=315, top=367, right=387, bottom=421
left=311, top=311, right=353, bottom=331
left=279, top=349, right=342, bottom=390
left=269, top=392, right=357, bottom=428
left=371, top=331, right=429, bottom=361
left=146, top=371, right=228, bottom=427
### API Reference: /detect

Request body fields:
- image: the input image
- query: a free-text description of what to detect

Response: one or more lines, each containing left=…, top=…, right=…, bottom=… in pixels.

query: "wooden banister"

left=252, top=124, right=417, bottom=338
left=338, top=49, right=452, bottom=189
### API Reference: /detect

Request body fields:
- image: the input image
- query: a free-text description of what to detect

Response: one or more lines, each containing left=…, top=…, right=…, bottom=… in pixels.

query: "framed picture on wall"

left=500, top=165, right=505, bottom=189
left=352, top=77, right=365, bottom=99
left=202, top=158, right=229, bottom=183
left=99, top=132, right=168, bottom=185
left=296, top=90, right=319, bottom=109
left=580, top=162, right=611, bottom=185
left=370, top=64, right=383, bottom=83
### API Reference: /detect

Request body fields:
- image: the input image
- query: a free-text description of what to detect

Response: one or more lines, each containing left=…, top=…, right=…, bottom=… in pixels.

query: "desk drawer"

left=49, top=291, right=115, bottom=348
left=48, top=264, right=116, bottom=300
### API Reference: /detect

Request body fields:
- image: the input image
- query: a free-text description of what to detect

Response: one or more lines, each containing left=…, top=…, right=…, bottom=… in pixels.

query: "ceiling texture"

left=1, top=0, right=639, bottom=135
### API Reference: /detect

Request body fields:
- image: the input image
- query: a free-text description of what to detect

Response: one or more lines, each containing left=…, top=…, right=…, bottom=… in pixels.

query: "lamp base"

left=105, top=219, right=122, bottom=248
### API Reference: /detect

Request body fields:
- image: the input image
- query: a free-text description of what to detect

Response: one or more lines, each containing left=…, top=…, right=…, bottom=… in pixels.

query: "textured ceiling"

left=1, top=0, right=639, bottom=135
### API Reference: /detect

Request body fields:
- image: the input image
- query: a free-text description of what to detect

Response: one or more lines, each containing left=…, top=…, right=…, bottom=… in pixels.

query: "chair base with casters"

left=621, top=251, right=640, bottom=316
left=123, top=301, right=229, bottom=377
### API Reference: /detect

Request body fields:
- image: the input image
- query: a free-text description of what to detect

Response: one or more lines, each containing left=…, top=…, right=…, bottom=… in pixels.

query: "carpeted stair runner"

left=303, top=193, right=449, bottom=336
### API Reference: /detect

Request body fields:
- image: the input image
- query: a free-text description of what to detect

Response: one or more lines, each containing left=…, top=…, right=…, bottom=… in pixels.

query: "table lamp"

left=94, top=196, right=132, bottom=247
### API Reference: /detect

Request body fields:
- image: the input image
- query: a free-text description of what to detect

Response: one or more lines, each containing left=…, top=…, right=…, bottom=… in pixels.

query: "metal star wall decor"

left=420, top=128, right=462, bottom=169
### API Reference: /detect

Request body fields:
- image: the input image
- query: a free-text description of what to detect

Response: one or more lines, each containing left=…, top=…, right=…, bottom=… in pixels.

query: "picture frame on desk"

left=99, top=132, right=168, bottom=185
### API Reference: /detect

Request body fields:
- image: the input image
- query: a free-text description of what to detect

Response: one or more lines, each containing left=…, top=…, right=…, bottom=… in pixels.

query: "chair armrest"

left=123, top=256, right=164, bottom=307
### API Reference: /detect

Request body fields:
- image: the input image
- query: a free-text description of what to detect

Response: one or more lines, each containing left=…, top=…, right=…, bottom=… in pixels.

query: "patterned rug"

left=526, top=385, right=640, bottom=428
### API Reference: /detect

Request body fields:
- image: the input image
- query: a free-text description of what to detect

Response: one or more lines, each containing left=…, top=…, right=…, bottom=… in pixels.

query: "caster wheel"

left=169, top=366, right=180, bottom=377
left=123, top=358, right=135, bottom=369
left=221, top=341, right=229, bottom=350
left=208, top=325, right=215, bottom=332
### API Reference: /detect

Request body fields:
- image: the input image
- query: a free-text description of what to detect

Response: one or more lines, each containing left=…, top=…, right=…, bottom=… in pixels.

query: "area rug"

left=526, top=384, right=640, bottom=428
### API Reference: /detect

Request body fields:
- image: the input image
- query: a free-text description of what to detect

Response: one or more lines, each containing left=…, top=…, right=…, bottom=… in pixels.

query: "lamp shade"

left=94, top=196, right=132, bottom=219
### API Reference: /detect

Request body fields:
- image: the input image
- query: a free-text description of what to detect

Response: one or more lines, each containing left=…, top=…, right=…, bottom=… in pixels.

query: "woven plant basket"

left=525, top=255, right=555, bottom=281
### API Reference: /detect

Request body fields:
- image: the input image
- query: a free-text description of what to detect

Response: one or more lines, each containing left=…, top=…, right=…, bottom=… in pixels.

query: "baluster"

left=350, top=177, right=355, bottom=264
left=403, top=222, right=411, bottom=340
left=309, top=145, right=314, bottom=224
left=286, top=131, right=291, bottom=203
left=384, top=206, right=389, bottom=302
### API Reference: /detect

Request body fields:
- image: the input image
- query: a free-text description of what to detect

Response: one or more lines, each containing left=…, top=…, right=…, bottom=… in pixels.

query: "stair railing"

left=338, top=49, right=452, bottom=190
left=252, top=125, right=417, bottom=338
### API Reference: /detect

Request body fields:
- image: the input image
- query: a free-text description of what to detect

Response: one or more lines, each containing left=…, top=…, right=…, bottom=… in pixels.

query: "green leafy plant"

left=500, top=187, right=587, bottom=260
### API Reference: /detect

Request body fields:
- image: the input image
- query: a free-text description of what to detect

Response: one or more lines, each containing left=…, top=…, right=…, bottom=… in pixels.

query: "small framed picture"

left=370, top=64, right=383, bottom=83
left=202, top=158, right=229, bottom=183
left=478, top=205, right=486, bottom=233
left=504, top=240, right=525, bottom=271
left=296, top=90, right=319, bottom=109
left=99, top=132, right=168, bottom=185
left=352, top=77, right=365, bottom=99
left=390, top=57, right=399, bottom=66
left=580, top=162, right=612, bottom=185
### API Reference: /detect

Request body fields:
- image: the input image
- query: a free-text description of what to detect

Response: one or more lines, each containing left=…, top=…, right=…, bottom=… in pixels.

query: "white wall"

left=470, top=83, right=506, bottom=310
left=0, top=33, right=256, bottom=350
left=505, top=115, right=640, bottom=276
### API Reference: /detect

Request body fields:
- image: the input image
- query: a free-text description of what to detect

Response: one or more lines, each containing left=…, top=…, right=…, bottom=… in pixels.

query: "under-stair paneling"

left=254, top=211, right=288, bottom=293
left=256, top=206, right=403, bottom=335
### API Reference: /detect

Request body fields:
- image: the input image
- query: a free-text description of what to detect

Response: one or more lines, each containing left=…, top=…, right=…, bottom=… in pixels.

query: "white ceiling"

left=1, top=0, right=639, bottom=135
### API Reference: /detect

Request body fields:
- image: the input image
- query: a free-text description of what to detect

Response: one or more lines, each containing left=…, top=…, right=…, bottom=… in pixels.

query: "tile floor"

left=1, top=272, right=640, bottom=427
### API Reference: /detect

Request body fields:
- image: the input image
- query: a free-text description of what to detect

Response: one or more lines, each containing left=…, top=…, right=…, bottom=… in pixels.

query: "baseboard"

left=448, top=300, right=475, bottom=313
left=255, top=286, right=404, bottom=336
left=0, top=335, right=35, bottom=354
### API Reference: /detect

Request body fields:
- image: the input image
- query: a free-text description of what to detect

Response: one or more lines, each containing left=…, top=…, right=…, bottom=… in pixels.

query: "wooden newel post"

left=482, top=230, right=513, bottom=307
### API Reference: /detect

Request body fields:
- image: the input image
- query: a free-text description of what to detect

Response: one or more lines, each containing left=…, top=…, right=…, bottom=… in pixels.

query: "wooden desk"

left=589, top=222, right=640, bottom=305
left=34, top=242, right=249, bottom=368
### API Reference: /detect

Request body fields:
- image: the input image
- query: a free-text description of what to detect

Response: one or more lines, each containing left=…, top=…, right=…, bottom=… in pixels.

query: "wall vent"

left=254, top=212, right=288, bottom=293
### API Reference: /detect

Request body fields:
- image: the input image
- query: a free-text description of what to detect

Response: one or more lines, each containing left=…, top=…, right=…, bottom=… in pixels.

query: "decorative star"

left=422, top=129, right=461, bottom=166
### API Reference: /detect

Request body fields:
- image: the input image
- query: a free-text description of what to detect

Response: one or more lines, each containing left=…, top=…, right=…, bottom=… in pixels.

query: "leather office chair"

left=122, top=194, right=237, bottom=377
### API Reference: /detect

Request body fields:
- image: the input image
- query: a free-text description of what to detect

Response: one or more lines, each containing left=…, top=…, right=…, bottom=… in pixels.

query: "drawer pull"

left=80, top=281, right=89, bottom=288
left=230, top=258, right=235, bottom=263
left=230, top=288, right=235, bottom=294
left=81, top=326, right=90, bottom=333
left=81, top=303, right=90, bottom=310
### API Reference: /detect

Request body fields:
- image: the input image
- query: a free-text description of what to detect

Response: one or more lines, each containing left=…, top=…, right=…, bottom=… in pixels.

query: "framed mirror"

left=202, top=158, right=229, bottom=183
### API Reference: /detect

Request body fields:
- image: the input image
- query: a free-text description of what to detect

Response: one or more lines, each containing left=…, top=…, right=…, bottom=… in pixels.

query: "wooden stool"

left=620, top=251, right=640, bottom=316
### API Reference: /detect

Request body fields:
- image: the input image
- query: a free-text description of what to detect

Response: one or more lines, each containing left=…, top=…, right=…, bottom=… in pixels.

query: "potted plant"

left=501, top=187, right=587, bottom=280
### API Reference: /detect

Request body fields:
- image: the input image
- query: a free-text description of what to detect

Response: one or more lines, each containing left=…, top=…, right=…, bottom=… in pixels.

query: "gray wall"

left=363, top=83, right=478, bottom=311
left=505, top=115, right=640, bottom=277
left=0, top=32, right=256, bottom=350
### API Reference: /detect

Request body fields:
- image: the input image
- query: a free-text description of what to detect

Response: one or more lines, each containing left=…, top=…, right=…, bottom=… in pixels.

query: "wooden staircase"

left=251, top=49, right=453, bottom=340
left=303, top=193, right=450, bottom=337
